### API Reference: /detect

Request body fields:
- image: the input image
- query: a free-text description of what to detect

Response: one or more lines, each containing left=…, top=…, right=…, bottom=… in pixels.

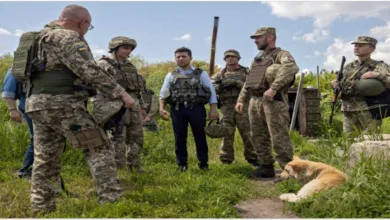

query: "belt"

left=248, top=89, right=283, bottom=102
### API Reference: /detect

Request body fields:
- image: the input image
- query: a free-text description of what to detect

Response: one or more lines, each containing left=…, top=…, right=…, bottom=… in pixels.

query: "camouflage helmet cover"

left=204, top=120, right=228, bottom=138
left=91, top=98, right=124, bottom=126
left=109, top=36, right=137, bottom=52
left=224, top=49, right=241, bottom=60
left=250, top=27, right=276, bottom=39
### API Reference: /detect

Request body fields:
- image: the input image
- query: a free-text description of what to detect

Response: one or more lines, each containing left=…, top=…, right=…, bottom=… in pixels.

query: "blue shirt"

left=159, top=66, right=218, bottom=104
left=1, top=67, right=26, bottom=112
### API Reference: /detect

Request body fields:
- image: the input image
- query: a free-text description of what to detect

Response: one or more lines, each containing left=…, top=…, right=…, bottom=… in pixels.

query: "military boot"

left=253, top=164, right=275, bottom=178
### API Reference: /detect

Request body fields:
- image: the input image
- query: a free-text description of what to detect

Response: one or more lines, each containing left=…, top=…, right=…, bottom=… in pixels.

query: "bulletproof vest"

left=218, top=66, right=248, bottom=101
left=142, top=89, right=154, bottom=113
left=102, top=57, right=145, bottom=93
left=245, top=48, right=281, bottom=91
left=341, top=60, right=383, bottom=97
left=29, top=26, right=97, bottom=97
left=12, top=31, right=43, bottom=83
left=168, top=68, right=211, bottom=105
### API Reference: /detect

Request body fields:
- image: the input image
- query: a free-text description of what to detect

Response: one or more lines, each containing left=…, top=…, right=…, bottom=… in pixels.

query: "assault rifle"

left=329, top=56, right=346, bottom=125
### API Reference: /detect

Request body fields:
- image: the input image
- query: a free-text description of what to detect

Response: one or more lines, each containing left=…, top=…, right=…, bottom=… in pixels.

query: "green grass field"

left=1, top=54, right=389, bottom=218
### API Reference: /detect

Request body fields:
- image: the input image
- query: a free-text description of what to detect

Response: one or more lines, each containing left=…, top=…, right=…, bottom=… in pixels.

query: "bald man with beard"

left=24, top=4, right=136, bottom=216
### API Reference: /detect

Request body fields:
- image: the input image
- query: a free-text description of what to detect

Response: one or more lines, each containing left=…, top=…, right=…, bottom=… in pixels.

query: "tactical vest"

left=168, top=68, right=211, bottom=105
left=101, top=57, right=145, bottom=93
left=341, top=60, right=383, bottom=97
left=142, top=89, right=154, bottom=113
left=218, top=66, right=248, bottom=101
left=245, top=48, right=281, bottom=91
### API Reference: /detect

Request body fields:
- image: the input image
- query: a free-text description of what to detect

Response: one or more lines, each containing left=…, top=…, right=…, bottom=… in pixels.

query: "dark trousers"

left=170, top=104, right=208, bottom=167
left=19, top=111, right=34, bottom=175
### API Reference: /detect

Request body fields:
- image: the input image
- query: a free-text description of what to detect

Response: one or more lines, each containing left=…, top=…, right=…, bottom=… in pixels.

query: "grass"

left=1, top=55, right=390, bottom=217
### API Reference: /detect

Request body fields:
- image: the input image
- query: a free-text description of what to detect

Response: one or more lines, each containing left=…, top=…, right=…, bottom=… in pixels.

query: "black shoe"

left=177, top=165, right=188, bottom=172
left=253, top=164, right=276, bottom=178
left=198, top=163, right=209, bottom=170
left=247, top=159, right=261, bottom=167
left=17, top=171, right=32, bottom=179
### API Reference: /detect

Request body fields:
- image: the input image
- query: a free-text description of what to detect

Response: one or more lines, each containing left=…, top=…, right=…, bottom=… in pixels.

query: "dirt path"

left=235, top=176, right=299, bottom=218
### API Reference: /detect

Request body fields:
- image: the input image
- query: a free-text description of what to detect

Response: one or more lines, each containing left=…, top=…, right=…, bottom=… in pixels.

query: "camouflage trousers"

left=248, top=96, right=293, bottom=169
left=219, top=103, right=258, bottom=164
left=28, top=108, right=122, bottom=215
left=343, top=110, right=382, bottom=135
left=110, top=105, right=144, bottom=169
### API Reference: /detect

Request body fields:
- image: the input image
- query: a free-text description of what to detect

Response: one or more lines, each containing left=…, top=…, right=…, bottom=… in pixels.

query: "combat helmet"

left=109, top=36, right=137, bottom=52
left=204, top=120, right=228, bottom=138
left=355, top=78, right=386, bottom=96
left=91, top=98, right=124, bottom=126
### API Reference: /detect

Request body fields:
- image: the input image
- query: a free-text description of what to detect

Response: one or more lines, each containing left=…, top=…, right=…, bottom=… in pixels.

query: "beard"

left=257, top=42, right=268, bottom=50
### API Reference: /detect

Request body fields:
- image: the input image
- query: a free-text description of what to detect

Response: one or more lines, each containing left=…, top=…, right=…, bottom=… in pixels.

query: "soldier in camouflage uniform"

left=24, top=5, right=135, bottom=215
left=331, top=36, right=390, bottom=135
left=211, top=49, right=259, bottom=166
left=235, top=27, right=299, bottom=178
left=142, top=88, right=159, bottom=132
left=94, top=36, right=146, bottom=172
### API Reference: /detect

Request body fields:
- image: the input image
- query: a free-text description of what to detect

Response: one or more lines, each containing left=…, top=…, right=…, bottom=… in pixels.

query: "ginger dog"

left=279, top=156, right=347, bottom=202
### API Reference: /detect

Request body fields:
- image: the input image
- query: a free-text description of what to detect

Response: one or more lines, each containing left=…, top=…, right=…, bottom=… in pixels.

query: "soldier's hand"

left=143, top=115, right=151, bottom=122
left=209, top=108, right=218, bottom=120
left=362, top=71, right=380, bottom=79
left=141, top=108, right=147, bottom=120
left=263, top=88, right=277, bottom=101
left=9, top=109, right=22, bottom=122
left=160, top=109, right=170, bottom=121
left=330, top=80, right=340, bottom=90
left=120, top=92, right=136, bottom=109
left=235, top=102, right=244, bottom=114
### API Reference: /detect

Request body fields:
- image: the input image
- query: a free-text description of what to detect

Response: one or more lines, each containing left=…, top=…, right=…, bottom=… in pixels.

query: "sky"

left=1, top=1, right=390, bottom=73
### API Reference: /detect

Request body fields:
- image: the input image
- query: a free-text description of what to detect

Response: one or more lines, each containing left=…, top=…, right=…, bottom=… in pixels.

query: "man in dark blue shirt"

left=1, top=67, right=34, bottom=178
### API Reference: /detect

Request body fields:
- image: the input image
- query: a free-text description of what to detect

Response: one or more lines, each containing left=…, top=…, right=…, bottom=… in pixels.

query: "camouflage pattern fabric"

left=97, top=58, right=144, bottom=170
left=25, top=21, right=124, bottom=113
left=343, top=110, right=382, bottom=135
left=25, top=21, right=124, bottom=215
left=237, top=49, right=298, bottom=103
left=218, top=103, right=258, bottom=163
left=341, top=58, right=390, bottom=112
left=109, top=36, right=137, bottom=51
left=109, top=99, right=144, bottom=169
left=237, top=47, right=298, bottom=169
left=351, top=36, right=377, bottom=47
left=248, top=97, right=293, bottom=169
left=28, top=108, right=122, bottom=215
left=142, top=89, right=159, bottom=132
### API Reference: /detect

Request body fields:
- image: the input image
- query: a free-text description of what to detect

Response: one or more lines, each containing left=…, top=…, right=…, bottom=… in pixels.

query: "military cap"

left=351, top=36, right=377, bottom=47
left=250, top=27, right=276, bottom=39
left=109, top=36, right=137, bottom=52
left=223, top=49, right=241, bottom=60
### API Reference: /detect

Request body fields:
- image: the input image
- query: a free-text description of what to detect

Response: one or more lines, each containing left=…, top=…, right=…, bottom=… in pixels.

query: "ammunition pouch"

left=66, top=127, right=108, bottom=153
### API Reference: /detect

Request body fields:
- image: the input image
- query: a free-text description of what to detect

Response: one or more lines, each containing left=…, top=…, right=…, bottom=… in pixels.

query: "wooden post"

left=209, top=16, right=219, bottom=76
left=290, top=72, right=305, bottom=131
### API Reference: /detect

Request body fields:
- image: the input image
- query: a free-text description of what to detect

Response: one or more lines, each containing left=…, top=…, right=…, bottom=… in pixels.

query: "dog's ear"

left=293, top=155, right=301, bottom=161
left=288, top=162, right=301, bottom=174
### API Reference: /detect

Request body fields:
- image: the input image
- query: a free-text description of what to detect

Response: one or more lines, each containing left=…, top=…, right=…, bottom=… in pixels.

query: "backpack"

left=12, top=31, right=43, bottom=82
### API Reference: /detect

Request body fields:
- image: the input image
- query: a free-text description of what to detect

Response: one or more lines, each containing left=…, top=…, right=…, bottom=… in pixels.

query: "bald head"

left=57, top=4, right=92, bottom=36
left=59, top=4, right=90, bottom=22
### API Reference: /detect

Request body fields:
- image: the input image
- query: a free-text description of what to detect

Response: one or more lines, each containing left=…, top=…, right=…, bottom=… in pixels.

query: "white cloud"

left=14, top=29, right=24, bottom=37
left=264, top=2, right=390, bottom=29
left=314, top=50, right=321, bottom=56
left=0, top=27, right=12, bottom=36
left=265, top=2, right=390, bottom=43
left=174, top=33, right=192, bottom=41
left=90, top=45, right=106, bottom=57
left=323, top=37, right=390, bottom=70
left=293, top=28, right=330, bottom=43
left=370, top=22, right=390, bottom=40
